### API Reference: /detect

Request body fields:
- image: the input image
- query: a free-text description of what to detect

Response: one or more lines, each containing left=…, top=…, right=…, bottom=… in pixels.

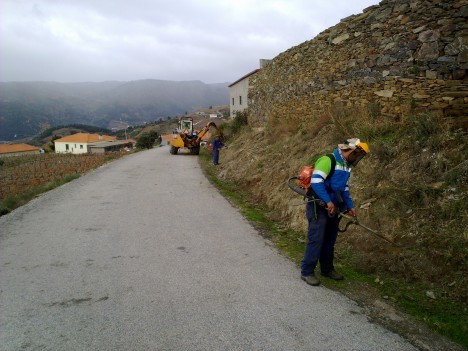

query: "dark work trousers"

left=213, top=149, right=220, bottom=165
left=301, top=202, right=339, bottom=277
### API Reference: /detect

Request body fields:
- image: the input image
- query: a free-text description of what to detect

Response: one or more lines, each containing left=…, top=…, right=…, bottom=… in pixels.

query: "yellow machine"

left=170, top=117, right=223, bottom=155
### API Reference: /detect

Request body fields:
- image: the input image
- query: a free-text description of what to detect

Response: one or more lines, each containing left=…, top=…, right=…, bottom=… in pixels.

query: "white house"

left=54, top=133, right=116, bottom=154
left=228, top=59, right=271, bottom=118
left=228, top=69, right=260, bottom=118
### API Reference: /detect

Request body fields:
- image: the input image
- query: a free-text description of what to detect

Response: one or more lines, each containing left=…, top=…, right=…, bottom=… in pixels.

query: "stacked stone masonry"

left=248, top=0, right=468, bottom=127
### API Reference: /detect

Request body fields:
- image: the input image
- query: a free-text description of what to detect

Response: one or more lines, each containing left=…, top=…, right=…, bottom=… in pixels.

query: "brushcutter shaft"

left=339, top=213, right=399, bottom=246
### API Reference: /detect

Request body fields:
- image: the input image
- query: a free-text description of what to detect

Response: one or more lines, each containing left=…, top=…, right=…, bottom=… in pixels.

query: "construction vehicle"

left=170, top=117, right=223, bottom=155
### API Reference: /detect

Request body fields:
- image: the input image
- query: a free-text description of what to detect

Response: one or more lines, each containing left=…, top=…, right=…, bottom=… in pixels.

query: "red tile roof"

left=0, top=143, right=40, bottom=154
left=54, top=133, right=116, bottom=143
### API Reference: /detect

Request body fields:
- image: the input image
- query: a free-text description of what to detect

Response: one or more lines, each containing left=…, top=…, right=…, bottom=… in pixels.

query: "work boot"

left=301, top=274, right=320, bottom=286
left=321, top=270, right=344, bottom=280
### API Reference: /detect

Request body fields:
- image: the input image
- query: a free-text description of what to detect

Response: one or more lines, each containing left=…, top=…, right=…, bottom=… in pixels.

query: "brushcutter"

left=287, top=175, right=325, bottom=204
left=287, top=176, right=398, bottom=246
left=338, top=212, right=399, bottom=246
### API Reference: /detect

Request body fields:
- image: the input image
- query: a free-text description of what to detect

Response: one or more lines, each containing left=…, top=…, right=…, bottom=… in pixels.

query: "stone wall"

left=248, top=0, right=467, bottom=127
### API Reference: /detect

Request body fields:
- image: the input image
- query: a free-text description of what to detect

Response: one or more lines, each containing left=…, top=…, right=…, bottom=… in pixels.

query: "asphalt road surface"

left=0, top=147, right=417, bottom=351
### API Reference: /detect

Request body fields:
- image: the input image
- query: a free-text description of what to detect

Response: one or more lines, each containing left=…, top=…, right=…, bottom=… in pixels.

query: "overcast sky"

left=1, top=0, right=380, bottom=84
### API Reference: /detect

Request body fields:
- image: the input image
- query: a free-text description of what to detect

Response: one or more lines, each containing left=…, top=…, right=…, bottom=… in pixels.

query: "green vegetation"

left=222, top=110, right=248, bottom=137
left=136, top=130, right=159, bottom=149
left=0, top=174, right=80, bottom=215
left=408, top=65, right=420, bottom=75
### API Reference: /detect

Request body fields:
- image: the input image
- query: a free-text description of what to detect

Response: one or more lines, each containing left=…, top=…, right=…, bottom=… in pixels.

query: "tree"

left=136, top=130, right=159, bottom=149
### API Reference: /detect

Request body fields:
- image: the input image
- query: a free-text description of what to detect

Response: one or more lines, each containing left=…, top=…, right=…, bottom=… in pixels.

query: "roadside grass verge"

left=199, top=146, right=467, bottom=349
left=0, top=173, right=80, bottom=216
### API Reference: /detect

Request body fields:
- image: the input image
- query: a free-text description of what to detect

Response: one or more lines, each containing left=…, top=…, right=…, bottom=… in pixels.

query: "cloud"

left=0, top=0, right=379, bottom=83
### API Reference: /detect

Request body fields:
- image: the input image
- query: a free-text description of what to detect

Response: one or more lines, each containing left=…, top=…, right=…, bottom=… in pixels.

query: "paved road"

left=0, top=147, right=417, bottom=351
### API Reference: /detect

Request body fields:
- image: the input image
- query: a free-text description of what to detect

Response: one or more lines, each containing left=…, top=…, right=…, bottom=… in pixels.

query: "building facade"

left=228, top=69, right=260, bottom=118
left=228, top=60, right=271, bottom=118
left=54, top=133, right=116, bottom=154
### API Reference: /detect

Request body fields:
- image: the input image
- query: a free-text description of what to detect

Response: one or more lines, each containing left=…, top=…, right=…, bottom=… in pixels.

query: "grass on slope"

left=198, top=134, right=467, bottom=350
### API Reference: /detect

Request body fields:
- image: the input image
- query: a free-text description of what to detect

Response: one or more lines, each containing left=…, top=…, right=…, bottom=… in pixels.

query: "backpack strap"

left=308, top=153, right=337, bottom=219
left=306, top=153, right=336, bottom=199
left=325, top=153, right=336, bottom=180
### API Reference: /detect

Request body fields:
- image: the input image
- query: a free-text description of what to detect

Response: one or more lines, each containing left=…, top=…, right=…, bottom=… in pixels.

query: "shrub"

left=136, top=130, right=159, bottom=149
left=410, top=113, right=438, bottom=136
left=230, top=110, right=248, bottom=135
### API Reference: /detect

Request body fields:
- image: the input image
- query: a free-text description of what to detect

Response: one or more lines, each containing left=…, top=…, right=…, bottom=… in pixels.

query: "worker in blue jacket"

left=301, top=138, right=369, bottom=286
left=211, top=135, right=224, bottom=165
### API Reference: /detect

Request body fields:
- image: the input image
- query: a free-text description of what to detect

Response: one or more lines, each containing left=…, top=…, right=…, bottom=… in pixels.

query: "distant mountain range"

left=0, top=80, right=229, bottom=141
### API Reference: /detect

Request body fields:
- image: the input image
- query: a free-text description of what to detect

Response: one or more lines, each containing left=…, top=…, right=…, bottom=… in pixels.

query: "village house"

left=54, top=133, right=117, bottom=154
left=0, top=143, right=41, bottom=158
left=228, top=59, right=270, bottom=118
left=228, top=69, right=260, bottom=118
left=87, top=140, right=135, bottom=154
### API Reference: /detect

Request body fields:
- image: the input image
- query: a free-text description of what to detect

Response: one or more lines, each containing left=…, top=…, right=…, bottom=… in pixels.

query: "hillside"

left=0, top=80, right=229, bottom=141
left=216, top=0, right=467, bottom=346
left=29, top=105, right=229, bottom=150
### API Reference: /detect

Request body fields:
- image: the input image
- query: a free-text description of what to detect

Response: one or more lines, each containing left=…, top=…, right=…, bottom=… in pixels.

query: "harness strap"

left=311, top=153, right=336, bottom=219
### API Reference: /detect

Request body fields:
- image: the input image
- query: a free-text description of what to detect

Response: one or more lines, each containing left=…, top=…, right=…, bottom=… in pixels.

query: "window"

left=65, top=144, right=69, bottom=151
left=232, top=97, right=234, bottom=105
left=80, top=145, right=83, bottom=149
left=239, top=95, right=242, bottom=105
